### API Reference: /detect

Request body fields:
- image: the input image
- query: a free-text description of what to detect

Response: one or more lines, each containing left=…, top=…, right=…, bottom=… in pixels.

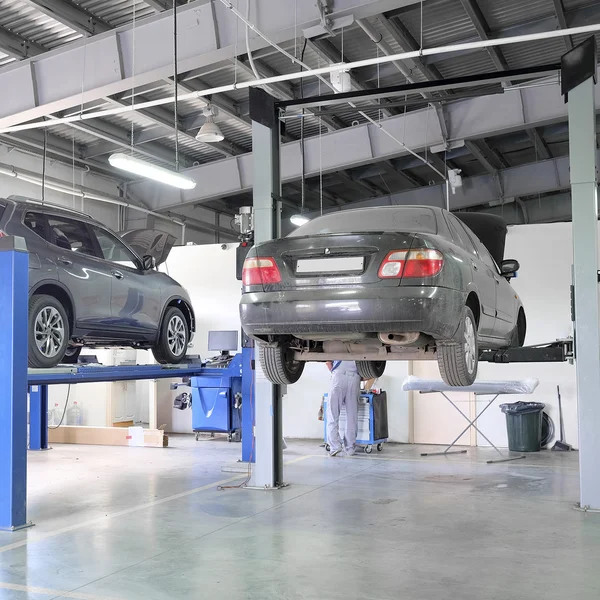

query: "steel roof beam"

left=0, top=130, right=113, bottom=175
left=19, top=0, right=112, bottom=37
left=465, top=140, right=499, bottom=175
left=169, top=77, right=251, bottom=131
left=125, top=69, right=598, bottom=212
left=402, top=0, right=600, bottom=66
left=552, top=0, right=574, bottom=51
left=143, top=0, right=170, bottom=12
left=527, top=128, right=553, bottom=160
left=76, top=120, right=190, bottom=166
left=0, top=26, right=45, bottom=60
left=459, top=0, right=509, bottom=71
left=106, top=95, right=245, bottom=157
left=304, top=38, right=397, bottom=118
left=304, top=153, right=575, bottom=215
left=376, top=14, right=444, bottom=82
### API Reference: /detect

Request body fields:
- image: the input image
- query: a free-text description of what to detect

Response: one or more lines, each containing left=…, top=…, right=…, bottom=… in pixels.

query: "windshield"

left=288, top=207, right=437, bottom=237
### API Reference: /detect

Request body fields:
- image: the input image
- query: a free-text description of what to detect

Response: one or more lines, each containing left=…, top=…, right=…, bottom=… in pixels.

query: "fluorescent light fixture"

left=196, top=116, right=224, bottom=143
left=108, top=153, right=196, bottom=190
left=290, top=214, right=310, bottom=227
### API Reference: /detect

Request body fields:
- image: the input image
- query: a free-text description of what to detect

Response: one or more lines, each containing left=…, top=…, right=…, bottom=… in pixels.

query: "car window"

left=46, top=215, right=98, bottom=257
left=24, top=211, right=51, bottom=242
left=288, top=207, right=437, bottom=237
left=446, top=215, right=478, bottom=256
left=92, top=226, right=139, bottom=269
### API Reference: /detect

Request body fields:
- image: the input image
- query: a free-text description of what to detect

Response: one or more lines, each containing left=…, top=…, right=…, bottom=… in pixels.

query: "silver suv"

left=0, top=196, right=195, bottom=368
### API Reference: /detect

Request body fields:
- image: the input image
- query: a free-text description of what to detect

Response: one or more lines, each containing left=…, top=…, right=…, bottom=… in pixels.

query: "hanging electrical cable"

left=131, top=0, right=136, bottom=157
left=173, top=0, right=180, bottom=172
left=245, top=0, right=260, bottom=80
left=41, top=124, right=47, bottom=204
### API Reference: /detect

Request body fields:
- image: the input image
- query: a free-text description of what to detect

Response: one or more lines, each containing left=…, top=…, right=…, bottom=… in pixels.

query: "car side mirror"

left=500, top=259, right=520, bottom=278
left=142, top=255, right=156, bottom=271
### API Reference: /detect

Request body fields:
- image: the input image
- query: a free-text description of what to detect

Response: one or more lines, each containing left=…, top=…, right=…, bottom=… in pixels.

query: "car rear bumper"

left=240, top=286, right=466, bottom=341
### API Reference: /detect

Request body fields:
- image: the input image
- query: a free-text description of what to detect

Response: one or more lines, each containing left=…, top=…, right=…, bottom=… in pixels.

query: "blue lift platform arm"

left=0, top=237, right=256, bottom=530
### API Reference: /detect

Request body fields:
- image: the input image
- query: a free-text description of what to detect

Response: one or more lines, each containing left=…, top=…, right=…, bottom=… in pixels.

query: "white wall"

left=156, top=243, right=243, bottom=433
left=410, top=222, right=578, bottom=449
left=476, top=223, right=577, bottom=449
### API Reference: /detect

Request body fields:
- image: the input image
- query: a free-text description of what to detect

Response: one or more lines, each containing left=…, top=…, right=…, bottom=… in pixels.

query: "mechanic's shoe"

left=329, top=447, right=342, bottom=457
left=345, top=447, right=356, bottom=457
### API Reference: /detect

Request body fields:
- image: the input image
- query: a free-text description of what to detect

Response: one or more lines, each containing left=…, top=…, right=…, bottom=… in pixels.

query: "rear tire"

left=258, top=341, right=305, bottom=385
left=437, top=306, right=478, bottom=387
left=356, top=361, right=386, bottom=379
left=62, top=346, right=82, bottom=365
left=29, top=294, right=70, bottom=369
left=152, top=307, right=189, bottom=364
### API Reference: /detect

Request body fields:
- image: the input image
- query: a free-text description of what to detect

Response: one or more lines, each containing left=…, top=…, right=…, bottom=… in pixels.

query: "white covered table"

left=401, top=377, right=540, bottom=463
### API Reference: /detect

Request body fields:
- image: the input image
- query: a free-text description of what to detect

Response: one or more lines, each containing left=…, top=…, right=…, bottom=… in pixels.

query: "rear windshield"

left=288, top=207, right=437, bottom=237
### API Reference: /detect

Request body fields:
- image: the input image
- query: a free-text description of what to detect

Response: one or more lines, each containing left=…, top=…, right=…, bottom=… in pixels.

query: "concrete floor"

left=0, top=437, right=598, bottom=600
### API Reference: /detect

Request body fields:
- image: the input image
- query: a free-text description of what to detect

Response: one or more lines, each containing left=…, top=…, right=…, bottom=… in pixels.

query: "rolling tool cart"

left=324, top=391, right=389, bottom=454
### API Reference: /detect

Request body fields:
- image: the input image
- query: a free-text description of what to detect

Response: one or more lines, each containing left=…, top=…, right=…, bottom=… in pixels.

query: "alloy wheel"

left=34, top=306, right=65, bottom=358
left=167, top=315, right=186, bottom=357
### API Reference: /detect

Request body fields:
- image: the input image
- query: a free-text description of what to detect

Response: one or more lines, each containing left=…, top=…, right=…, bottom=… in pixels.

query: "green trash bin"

left=500, top=401, right=546, bottom=452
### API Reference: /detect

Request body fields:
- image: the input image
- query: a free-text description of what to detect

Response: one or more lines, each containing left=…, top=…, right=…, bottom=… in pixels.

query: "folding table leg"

left=420, top=393, right=526, bottom=463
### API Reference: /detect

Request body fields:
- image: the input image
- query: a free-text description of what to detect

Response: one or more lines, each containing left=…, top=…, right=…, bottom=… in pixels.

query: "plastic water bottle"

left=48, top=403, right=59, bottom=427
left=67, top=401, right=83, bottom=426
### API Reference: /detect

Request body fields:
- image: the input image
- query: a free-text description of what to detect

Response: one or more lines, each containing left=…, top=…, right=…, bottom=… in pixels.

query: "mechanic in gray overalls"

left=326, top=361, right=360, bottom=457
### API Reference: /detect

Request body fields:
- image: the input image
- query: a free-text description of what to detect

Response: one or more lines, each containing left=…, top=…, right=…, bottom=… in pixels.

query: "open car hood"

left=455, top=213, right=507, bottom=266
left=119, top=229, right=176, bottom=266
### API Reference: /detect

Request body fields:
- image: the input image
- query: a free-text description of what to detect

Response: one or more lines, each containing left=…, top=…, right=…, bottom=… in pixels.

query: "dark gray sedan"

left=240, top=206, right=525, bottom=387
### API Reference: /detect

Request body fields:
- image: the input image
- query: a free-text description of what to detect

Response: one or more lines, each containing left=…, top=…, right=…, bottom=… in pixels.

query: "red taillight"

left=378, top=249, right=443, bottom=279
left=0, top=230, right=6, bottom=238
left=242, top=257, right=282, bottom=285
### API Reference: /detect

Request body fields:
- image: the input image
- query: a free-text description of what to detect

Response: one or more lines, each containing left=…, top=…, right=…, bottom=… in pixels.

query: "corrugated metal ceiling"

left=0, top=0, right=595, bottom=214
left=0, top=0, right=80, bottom=49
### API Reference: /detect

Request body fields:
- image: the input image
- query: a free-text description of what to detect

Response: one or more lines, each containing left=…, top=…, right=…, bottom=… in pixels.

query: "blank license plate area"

left=296, top=256, right=364, bottom=274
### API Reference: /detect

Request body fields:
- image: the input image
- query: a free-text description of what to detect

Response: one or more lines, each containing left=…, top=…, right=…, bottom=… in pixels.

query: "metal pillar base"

left=0, top=521, right=34, bottom=532
left=244, top=482, right=289, bottom=491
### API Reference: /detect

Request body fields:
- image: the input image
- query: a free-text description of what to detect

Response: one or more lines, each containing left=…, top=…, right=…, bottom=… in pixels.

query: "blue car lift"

left=0, top=239, right=255, bottom=531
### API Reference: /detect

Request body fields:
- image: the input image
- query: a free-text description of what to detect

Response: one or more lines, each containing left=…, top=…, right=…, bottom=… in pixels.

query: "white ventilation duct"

left=1, top=22, right=599, bottom=135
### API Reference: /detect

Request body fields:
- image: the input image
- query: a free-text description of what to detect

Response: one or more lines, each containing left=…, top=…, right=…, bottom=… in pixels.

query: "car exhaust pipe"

left=378, top=332, right=421, bottom=346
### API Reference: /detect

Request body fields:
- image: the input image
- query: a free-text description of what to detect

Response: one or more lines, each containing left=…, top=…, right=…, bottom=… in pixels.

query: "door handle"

left=472, top=262, right=478, bottom=271
left=58, top=257, right=72, bottom=266
left=495, top=278, right=500, bottom=285
left=112, top=270, right=124, bottom=280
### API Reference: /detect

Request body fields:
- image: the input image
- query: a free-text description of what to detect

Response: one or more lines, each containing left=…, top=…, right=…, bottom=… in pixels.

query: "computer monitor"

left=208, top=330, right=239, bottom=355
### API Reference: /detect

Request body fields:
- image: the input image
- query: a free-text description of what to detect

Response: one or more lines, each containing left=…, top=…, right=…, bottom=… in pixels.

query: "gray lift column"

left=563, top=38, right=600, bottom=510
left=249, top=88, right=284, bottom=489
